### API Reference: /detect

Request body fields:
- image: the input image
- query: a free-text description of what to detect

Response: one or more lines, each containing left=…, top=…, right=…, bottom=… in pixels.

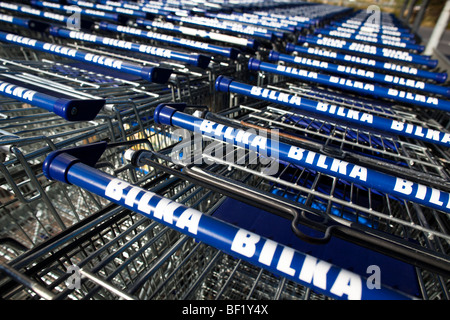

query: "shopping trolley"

left=0, top=0, right=448, bottom=301
left=0, top=20, right=214, bottom=253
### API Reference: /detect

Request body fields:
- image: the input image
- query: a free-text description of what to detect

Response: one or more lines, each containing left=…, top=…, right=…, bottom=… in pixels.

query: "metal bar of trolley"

left=41, top=141, right=414, bottom=300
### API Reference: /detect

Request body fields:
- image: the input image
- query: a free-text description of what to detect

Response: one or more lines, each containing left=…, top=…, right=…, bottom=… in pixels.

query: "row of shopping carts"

left=0, top=0, right=449, bottom=300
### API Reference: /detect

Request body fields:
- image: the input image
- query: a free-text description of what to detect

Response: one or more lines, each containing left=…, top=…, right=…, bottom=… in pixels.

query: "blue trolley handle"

left=314, top=28, right=424, bottom=52
left=298, top=35, right=438, bottom=69
left=42, top=141, right=414, bottom=300
left=268, top=51, right=450, bottom=97
left=214, top=79, right=449, bottom=213
left=330, top=21, right=415, bottom=38
left=320, top=25, right=418, bottom=44
left=66, top=0, right=148, bottom=18
left=0, top=78, right=104, bottom=121
left=98, top=22, right=241, bottom=60
left=49, top=26, right=211, bottom=69
left=248, top=58, right=450, bottom=113
left=135, top=19, right=259, bottom=50
left=215, top=75, right=450, bottom=148
left=165, top=15, right=277, bottom=41
left=30, top=0, right=124, bottom=22
left=0, top=31, right=173, bottom=84
left=285, top=43, right=447, bottom=83
left=0, top=14, right=50, bottom=32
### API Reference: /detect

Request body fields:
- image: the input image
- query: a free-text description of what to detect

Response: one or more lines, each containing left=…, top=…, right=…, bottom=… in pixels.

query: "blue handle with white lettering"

left=136, top=19, right=258, bottom=50
left=41, top=142, right=413, bottom=300
left=248, top=58, right=450, bottom=112
left=94, top=0, right=176, bottom=17
left=285, top=43, right=447, bottom=83
left=0, top=1, right=71, bottom=24
left=155, top=103, right=450, bottom=214
left=329, top=21, right=414, bottom=38
left=98, top=22, right=240, bottom=60
left=268, top=51, right=450, bottom=97
left=49, top=26, right=211, bottom=69
left=320, top=25, right=417, bottom=44
left=0, top=14, right=49, bottom=32
left=30, top=0, right=122, bottom=22
left=214, top=76, right=450, bottom=148
left=204, top=12, right=299, bottom=33
left=205, top=11, right=311, bottom=30
left=330, top=18, right=413, bottom=33
left=314, top=28, right=424, bottom=52
left=298, top=35, right=437, bottom=69
left=164, top=15, right=277, bottom=41
left=66, top=0, right=148, bottom=18
left=0, top=31, right=173, bottom=84
left=0, top=79, right=104, bottom=121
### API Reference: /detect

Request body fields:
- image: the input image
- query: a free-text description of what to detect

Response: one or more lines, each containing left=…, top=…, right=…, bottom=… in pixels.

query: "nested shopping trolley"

left=0, top=0, right=449, bottom=301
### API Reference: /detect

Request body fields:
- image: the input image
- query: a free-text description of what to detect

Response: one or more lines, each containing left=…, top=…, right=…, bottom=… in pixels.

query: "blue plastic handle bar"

left=314, top=28, right=424, bottom=53
left=214, top=75, right=450, bottom=148
left=204, top=12, right=299, bottom=33
left=164, top=15, right=277, bottom=41
left=244, top=11, right=312, bottom=23
left=98, top=22, right=240, bottom=60
left=329, top=21, right=414, bottom=38
left=41, top=141, right=414, bottom=300
left=285, top=43, right=447, bottom=83
left=248, top=58, right=450, bottom=112
left=0, top=1, right=70, bottom=24
left=210, top=11, right=312, bottom=30
left=320, top=25, right=417, bottom=44
left=66, top=0, right=147, bottom=18
left=268, top=51, right=450, bottom=97
left=298, top=35, right=437, bottom=69
left=31, top=0, right=121, bottom=22
left=155, top=102, right=450, bottom=214
left=0, top=13, right=51, bottom=32
left=0, top=14, right=35, bottom=29
left=330, top=16, right=412, bottom=31
left=0, top=31, right=173, bottom=84
left=136, top=19, right=258, bottom=50
left=49, top=26, right=211, bottom=69
left=96, top=0, right=173, bottom=16
left=0, top=78, right=104, bottom=121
